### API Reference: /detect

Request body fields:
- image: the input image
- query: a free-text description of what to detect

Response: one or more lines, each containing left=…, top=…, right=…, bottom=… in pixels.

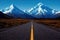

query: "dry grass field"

left=0, top=19, right=30, bottom=28
left=34, top=19, right=60, bottom=28
left=0, top=19, right=60, bottom=29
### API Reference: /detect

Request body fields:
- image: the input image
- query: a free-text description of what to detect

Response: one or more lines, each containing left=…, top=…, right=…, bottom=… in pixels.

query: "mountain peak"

left=27, top=2, right=58, bottom=18
left=37, top=3, right=43, bottom=6
left=10, top=4, right=14, bottom=8
left=10, top=4, right=16, bottom=8
left=28, top=2, right=44, bottom=13
left=9, top=4, right=14, bottom=10
left=3, top=4, right=15, bottom=14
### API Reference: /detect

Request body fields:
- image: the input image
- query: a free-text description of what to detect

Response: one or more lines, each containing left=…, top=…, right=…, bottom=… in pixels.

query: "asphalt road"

left=34, top=22, right=60, bottom=40
left=0, top=22, right=31, bottom=40
left=0, top=22, right=60, bottom=40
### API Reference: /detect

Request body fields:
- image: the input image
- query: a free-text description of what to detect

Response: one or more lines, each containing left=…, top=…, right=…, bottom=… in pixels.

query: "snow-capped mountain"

left=1, top=4, right=35, bottom=18
left=2, top=4, right=26, bottom=18
left=55, top=11, right=60, bottom=18
left=56, top=11, right=60, bottom=14
left=1, top=3, right=60, bottom=19
left=0, top=11, right=12, bottom=18
left=28, top=3, right=58, bottom=18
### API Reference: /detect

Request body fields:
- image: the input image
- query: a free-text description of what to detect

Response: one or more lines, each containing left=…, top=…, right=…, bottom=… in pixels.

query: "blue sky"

left=0, top=0, right=60, bottom=11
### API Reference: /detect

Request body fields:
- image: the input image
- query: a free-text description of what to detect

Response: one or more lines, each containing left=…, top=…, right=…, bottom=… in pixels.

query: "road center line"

left=30, top=21, right=34, bottom=40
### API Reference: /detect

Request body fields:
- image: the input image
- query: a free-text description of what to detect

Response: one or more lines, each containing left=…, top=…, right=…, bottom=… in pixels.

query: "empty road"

left=34, top=22, right=60, bottom=40
left=0, top=22, right=31, bottom=40
left=0, top=22, right=60, bottom=40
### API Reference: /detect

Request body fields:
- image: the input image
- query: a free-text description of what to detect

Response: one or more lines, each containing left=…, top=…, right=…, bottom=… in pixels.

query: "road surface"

left=34, top=22, right=60, bottom=40
left=0, top=22, right=60, bottom=40
left=0, top=22, right=31, bottom=40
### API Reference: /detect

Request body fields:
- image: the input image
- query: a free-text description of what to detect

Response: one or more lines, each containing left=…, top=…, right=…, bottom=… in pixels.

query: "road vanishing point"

left=0, top=21, right=60, bottom=40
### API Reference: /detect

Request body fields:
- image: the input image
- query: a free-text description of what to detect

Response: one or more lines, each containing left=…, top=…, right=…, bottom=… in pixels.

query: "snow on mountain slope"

left=55, top=11, right=60, bottom=14
left=1, top=4, right=35, bottom=18
left=3, top=4, right=25, bottom=14
left=28, top=3, right=57, bottom=18
left=55, top=11, right=60, bottom=18
left=0, top=3, right=60, bottom=19
left=2, top=4, right=27, bottom=18
left=3, top=4, right=14, bottom=14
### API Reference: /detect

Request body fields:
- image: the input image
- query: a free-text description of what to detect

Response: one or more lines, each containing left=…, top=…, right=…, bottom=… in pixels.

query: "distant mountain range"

left=27, top=3, right=60, bottom=18
left=1, top=4, right=35, bottom=19
left=0, top=3, right=60, bottom=19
